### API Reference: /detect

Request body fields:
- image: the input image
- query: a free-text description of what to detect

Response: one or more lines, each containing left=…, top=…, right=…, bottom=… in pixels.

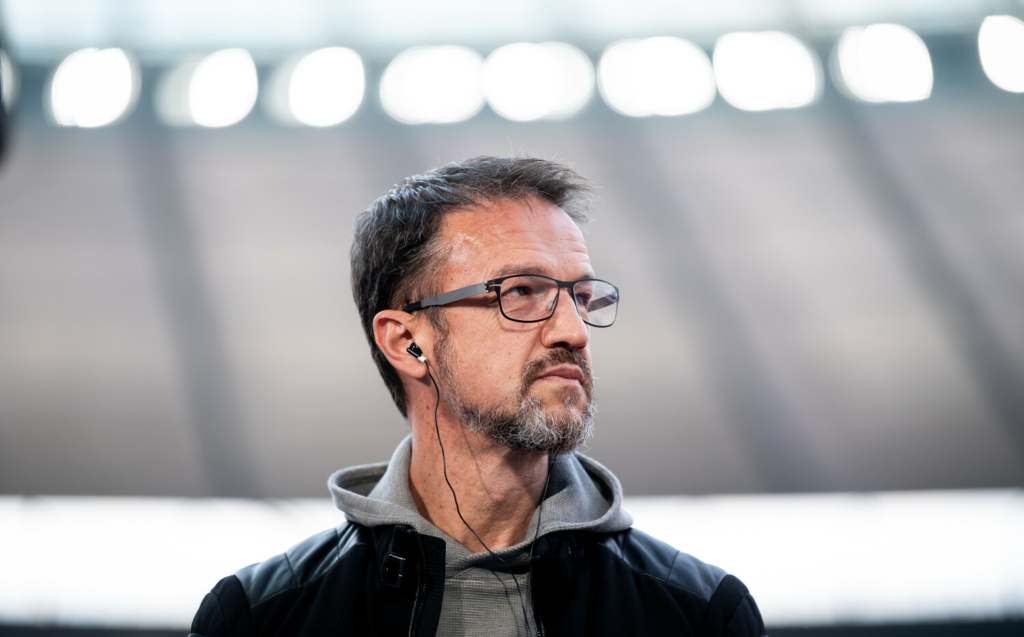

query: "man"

left=191, top=156, right=765, bottom=636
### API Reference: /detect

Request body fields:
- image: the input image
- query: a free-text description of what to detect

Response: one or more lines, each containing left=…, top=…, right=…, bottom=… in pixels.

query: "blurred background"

left=0, top=0, right=1022, bottom=635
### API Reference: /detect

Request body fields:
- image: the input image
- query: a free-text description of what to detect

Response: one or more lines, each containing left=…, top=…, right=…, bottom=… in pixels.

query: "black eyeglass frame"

left=402, top=274, right=620, bottom=327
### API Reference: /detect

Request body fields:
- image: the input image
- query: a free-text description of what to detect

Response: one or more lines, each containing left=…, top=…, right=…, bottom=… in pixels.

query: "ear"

left=374, top=309, right=429, bottom=380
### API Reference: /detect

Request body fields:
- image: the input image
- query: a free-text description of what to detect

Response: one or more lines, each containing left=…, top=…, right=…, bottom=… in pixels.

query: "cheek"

left=447, top=312, right=531, bottom=389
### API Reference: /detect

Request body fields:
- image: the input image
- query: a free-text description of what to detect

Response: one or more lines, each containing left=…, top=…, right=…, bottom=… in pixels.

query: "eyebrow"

left=491, top=264, right=597, bottom=280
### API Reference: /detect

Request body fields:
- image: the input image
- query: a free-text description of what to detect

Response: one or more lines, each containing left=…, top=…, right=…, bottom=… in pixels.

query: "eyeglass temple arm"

left=402, top=282, right=491, bottom=313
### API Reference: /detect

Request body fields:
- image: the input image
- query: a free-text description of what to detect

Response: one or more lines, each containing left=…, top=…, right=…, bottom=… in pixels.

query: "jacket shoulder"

left=595, top=527, right=726, bottom=600
left=191, top=522, right=369, bottom=636
left=234, top=521, right=368, bottom=606
left=593, top=528, right=765, bottom=636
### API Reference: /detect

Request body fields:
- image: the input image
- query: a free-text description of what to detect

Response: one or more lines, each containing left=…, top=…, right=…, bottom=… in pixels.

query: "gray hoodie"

left=328, top=435, right=633, bottom=637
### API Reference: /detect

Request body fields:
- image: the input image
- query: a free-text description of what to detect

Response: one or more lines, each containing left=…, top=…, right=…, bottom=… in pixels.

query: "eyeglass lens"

left=497, top=276, right=618, bottom=326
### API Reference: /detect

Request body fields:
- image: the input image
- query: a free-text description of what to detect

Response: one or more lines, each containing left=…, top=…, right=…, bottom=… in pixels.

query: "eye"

left=573, top=282, right=594, bottom=307
left=503, top=284, right=535, bottom=297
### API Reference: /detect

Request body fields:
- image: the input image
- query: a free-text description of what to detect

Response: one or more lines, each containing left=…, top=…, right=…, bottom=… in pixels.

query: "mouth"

left=536, top=364, right=586, bottom=386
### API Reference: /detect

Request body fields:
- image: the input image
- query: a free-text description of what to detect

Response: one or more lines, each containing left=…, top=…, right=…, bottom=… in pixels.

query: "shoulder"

left=190, top=522, right=371, bottom=637
left=593, top=527, right=726, bottom=600
left=234, top=521, right=368, bottom=605
left=591, top=528, right=766, bottom=636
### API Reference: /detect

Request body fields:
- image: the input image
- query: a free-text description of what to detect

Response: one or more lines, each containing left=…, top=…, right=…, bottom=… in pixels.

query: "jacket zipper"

left=407, top=533, right=429, bottom=637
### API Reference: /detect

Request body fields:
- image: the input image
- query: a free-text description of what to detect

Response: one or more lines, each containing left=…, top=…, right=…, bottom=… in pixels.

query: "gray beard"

left=459, top=393, right=596, bottom=455
left=432, top=334, right=595, bottom=455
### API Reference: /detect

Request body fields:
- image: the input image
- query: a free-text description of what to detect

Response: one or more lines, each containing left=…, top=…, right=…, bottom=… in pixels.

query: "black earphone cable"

left=526, top=455, right=552, bottom=630
left=424, top=361, right=550, bottom=637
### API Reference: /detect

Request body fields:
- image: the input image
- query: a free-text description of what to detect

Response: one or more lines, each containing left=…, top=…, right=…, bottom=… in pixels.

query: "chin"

left=541, top=403, right=586, bottom=424
left=533, top=385, right=585, bottom=410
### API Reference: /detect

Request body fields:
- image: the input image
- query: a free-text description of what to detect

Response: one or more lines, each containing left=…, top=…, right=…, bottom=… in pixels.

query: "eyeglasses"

left=402, top=274, right=620, bottom=327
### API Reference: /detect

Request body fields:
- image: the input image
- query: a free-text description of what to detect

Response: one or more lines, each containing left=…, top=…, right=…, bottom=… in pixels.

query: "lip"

left=537, top=364, right=585, bottom=384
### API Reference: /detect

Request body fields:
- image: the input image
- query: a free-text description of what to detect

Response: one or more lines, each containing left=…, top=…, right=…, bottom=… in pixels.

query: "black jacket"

left=191, top=520, right=765, bottom=637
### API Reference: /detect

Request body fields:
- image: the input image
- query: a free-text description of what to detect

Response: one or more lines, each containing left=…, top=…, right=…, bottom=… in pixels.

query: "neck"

left=407, top=407, right=550, bottom=553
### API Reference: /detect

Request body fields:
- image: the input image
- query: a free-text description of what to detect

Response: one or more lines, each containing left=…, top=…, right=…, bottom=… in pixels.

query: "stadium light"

left=1, top=49, right=17, bottom=113
left=155, top=59, right=198, bottom=126
left=713, top=32, right=821, bottom=112
left=156, top=50, right=258, bottom=127
left=48, top=48, right=139, bottom=127
left=597, top=37, right=716, bottom=117
left=189, top=49, right=258, bottom=127
left=264, top=47, right=365, bottom=127
left=833, top=24, right=933, bottom=103
left=978, top=15, right=1024, bottom=93
left=380, top=46, right=485, bottom=124
left=483, top=42, right=593, bottom=121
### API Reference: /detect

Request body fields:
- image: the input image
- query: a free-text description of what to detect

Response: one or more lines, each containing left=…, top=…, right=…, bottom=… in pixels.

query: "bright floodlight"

left=543, top=44, right=595, bottom=119
left=288, top=48, right=365, bottom=126
left=979, top=15, right=1024, bottom=93
left=1, top=50, right=18, bottom=113
left=189, top=49, right=258, bottom=128
left=597, top=37, right=715, bottom=117
left=834, top=24, right=933, bottom=103
left=484, top=43, right=593, bottom=121
left=48, top=48, right=138, bottom=127
left=263, top=49, right=365, bottom=126
left=155, top=61, right=197, bottom=126
left=713, top=32, right=821, bottom=112
left=380, top=46, right=485, bottom=124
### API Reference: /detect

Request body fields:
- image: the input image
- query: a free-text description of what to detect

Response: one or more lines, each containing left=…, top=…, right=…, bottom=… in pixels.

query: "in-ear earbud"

left=406, top=343, right=426, bottom=363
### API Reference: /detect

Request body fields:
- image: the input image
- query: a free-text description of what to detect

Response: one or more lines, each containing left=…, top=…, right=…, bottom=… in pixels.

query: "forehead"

left=437, top=197, right=591, bottom=282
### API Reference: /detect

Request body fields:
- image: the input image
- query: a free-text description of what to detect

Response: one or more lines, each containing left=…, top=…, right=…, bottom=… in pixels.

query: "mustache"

left=521, top=349, right=593, bottom=388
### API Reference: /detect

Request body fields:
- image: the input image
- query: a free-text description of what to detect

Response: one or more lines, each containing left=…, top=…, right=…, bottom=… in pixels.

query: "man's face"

left=428, top=197, right=596, bottom=454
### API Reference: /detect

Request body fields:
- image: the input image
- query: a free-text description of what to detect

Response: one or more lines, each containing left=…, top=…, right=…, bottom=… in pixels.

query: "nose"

left=541, top=287, right=589, bottom=351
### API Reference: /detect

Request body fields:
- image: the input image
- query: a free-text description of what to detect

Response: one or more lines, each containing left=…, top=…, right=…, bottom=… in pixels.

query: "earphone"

left=407, top=342, right=550, bottom=637
left=406, top=343, right=425, bottom=363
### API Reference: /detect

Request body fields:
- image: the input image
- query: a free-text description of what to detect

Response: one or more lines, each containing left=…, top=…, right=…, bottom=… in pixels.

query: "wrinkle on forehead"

left=440, top=220, right=485, bottom=269
left=437, top=198, right=590, bottom=284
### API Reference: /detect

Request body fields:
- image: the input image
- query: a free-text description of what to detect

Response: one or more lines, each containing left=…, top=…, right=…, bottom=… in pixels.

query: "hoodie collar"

left=328, top=435, right=632, bottom=551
